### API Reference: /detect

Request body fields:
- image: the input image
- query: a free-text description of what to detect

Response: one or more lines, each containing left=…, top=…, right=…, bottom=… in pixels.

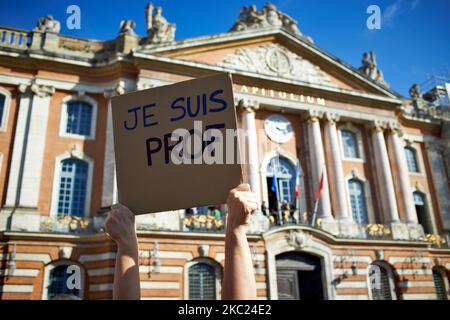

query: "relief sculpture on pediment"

left=218, top=44, right=338, bottom=88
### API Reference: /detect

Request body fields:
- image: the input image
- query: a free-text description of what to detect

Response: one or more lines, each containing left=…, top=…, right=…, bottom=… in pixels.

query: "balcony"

left=0, top=27, right=30, bottom=50
left=181, top=214, right=226, bottom=233
left=35, top=210, right=448, bottom=248
left=40, top=215, right=105, bottom=234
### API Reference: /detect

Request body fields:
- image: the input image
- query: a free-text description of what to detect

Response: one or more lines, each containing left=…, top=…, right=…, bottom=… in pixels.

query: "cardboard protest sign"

left=111, top=73, right=242, bottom=215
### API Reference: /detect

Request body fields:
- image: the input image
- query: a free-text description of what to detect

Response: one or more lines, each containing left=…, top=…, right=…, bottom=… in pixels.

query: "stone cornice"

left=1, top=229, right=445, bottom=249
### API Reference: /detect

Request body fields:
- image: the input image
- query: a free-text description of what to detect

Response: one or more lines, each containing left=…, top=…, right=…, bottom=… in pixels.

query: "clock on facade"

left=264, top=115, right=293, bottom=143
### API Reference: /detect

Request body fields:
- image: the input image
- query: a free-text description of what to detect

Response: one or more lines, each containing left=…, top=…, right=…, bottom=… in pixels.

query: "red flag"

left=315, top=171, right=324, bottom=201
left=295, top=163, right=300, bottom=199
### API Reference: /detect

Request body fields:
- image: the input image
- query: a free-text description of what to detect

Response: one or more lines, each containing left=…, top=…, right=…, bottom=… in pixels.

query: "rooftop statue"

left=409, top=84, right=422, bottom=101
left=230, top=3, right=303, bottom=37
left=145, top=2, right=176, bottom=44
left=119, top=20, right=137, bottom=36
left=409, top=83, right=428, bottom=112
left=35, top=15, right=61, bottom=33
left=358, top=51, right=388, bottom=87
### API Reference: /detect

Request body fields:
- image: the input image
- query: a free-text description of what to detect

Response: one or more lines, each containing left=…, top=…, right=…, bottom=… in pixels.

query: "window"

left=413, top=191, right=432, bottom=234
left=188, top=262, right=216, bottom=300
left=432, top=267, right=448, bottom=300
left=57, top=159, right=89, bottom=217
left=47, top=264, right=81, bottom=300
left=279, top=179, right=292, bottom=203
left=266, top=157, right=296, bottom=210
left=341, top=130, right=359, bottom=159
left=0, top=93, right=5, bottom=128
left=405, top=147, right=419, bottom=173
left=369, top=263, right=395, bottom=300
left=348, top=179, right=368, bottom=224
left=65, top=101, right=93, bottom=136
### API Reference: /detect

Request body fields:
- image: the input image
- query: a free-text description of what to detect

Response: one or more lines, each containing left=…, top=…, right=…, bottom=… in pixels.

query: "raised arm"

left=105, top=204, right=141, bottom=300
left=222, top=183, right=258, bottom=300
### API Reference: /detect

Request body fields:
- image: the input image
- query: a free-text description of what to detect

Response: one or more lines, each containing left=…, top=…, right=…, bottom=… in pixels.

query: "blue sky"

left=1, top=0, right=449, bottom=97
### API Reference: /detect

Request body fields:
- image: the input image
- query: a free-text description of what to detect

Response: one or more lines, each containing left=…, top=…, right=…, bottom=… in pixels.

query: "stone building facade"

left=0, top=3, right=449, bottom=300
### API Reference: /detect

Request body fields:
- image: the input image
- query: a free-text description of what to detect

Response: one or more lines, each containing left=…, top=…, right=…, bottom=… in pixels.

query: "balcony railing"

left=36, top=211, right=449, bottom=249
left=181, top=214, right=226, bottom=233
left=0, top=27, right=30, bottom=50
left=40, top=215, right=105, bottom=234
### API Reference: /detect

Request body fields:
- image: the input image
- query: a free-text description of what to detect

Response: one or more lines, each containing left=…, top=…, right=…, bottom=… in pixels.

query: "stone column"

left=101, top=82, right=125, bottom=210
left=241, top=101, right=261, bottom=201
left=387, top=128, right=417, bottom=223
left=324, top=113, right=350, bottom=220
left=425, top=141, right=450, bottom=232
left=19, top=82, right=54, bottom=207
left=371, top=121, right=409, bottom=239
left=307, top=112, right=333, bottom=220
left=5, top=84, right=32, bottom=207
left=1, top=81, right=54, bottom=232
left=101, top=91, right=116, bottom=209
left=371, top=122, right=400, bottom=223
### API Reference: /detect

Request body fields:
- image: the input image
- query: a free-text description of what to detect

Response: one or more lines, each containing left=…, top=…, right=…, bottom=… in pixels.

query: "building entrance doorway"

left=276, top=251, right=324, bottom=300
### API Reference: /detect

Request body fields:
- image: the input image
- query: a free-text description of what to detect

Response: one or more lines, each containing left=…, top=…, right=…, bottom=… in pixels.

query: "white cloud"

left=383, top=0, right=420, bottom=25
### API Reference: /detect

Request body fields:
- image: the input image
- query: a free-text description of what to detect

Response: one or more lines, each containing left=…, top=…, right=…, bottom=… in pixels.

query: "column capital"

left=115, top=80, right=126, bottom=95
left=104, top=80, right=129, bottom=99
left=236, top=98, right=259, bottom=113
left=30, top=81, right=55, bottom=98
left=370, top=119, right=388, bottom=132
left=18, top=83, right=29, bottom=94
left=305, top=109, right=324, bottom=122
left=324, top=112, right=340, bottom=124
left=386, top=120, right=402, bottom=135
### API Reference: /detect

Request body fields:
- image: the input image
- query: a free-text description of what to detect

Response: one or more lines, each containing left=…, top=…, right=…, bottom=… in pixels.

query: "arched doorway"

left=275, top=251, right=324, bottom=300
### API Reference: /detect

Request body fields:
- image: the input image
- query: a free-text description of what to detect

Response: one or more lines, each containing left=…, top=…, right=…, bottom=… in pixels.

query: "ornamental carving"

left=119, top=20, right=137, bottom=36
left=286, top=230, right=311, bottom=249
left=35, top=15, right=61, bottom=33
left=358, top=51, right=388, bottom=87
left=218, top=44, right=337, bottom=87
left=230, top=3, right=310, bottom=42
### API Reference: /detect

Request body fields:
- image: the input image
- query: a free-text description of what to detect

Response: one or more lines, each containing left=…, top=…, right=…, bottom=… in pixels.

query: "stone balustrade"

left=0, top=27, right=30, bottom=50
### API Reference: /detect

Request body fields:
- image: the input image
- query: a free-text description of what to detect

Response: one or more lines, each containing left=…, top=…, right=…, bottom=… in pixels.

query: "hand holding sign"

left=111, top=73, right=242, bottom=214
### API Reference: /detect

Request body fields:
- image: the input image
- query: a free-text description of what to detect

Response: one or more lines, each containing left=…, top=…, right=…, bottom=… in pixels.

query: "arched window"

left=413, top=191, right=432, bottom=234
left=348, top=179, right=368, bottom=224
left=57, top=159, right=89, bottom=217
left=432, top=267, right=449, bottom=300
left=405, top=147, right=419, bottom=173
left=341, top=130, right=359, bottom=159
left=65, top=101, right=93, bottom=136
left=266, top=156, right=296, bottom=210
left=368, top=262, right=396, bottom=300
left=47, top=264, right=81, bottom=300
left=188, top=262, right=217, bottom=300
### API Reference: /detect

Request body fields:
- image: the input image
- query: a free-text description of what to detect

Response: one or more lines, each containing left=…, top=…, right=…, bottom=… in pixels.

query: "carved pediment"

left=217, top=44, right=338, bottom=88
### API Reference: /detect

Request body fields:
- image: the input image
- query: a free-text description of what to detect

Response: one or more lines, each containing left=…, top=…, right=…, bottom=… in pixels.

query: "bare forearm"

left=113, top=242, right=141, bottom=300
left=222, top=226, right=257, bottom=300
